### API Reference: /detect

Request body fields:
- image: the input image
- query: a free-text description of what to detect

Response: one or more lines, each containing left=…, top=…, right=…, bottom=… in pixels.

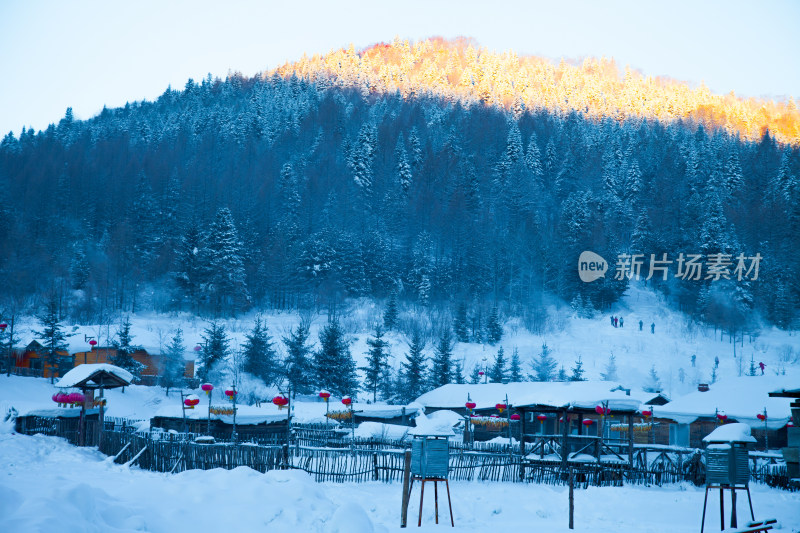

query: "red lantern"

left=272, top=395, right=289, bottom=408
left=511, top=413, right=521, bottom=421
left=319, top=391, right=331, bottom=401
left=717, top=413, right=727, bottom=422
left=194, top=345, right=202, bottom=352
left=341, top=396, right=352, bottom=406
left=641, top=410, right=652, bottom=418
left=582, top=419, right=594, bottom=426
left=757, top=413, right=766, bottom=421
left=225, top=389, right=237, bottom=400
left=465, top=401, right=476, bottom=410
left=536, top=414, right=547, bottom=423
left=184, top=398, right=195, bottom=409
left=89, top=339, right=97, bottom=347
left=201, top=383, right=214, bottom=395
left=496, top=403, right=507, bottom=413
left=595, top=405, right=610, bottom=416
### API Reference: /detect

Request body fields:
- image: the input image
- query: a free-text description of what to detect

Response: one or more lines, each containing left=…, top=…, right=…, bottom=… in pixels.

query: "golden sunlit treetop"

left=271, top=37, right=799, bottom=145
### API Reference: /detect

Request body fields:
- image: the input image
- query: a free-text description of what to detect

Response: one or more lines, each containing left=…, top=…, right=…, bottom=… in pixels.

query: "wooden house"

left=654, top=377, right=794, bottom=450
left=13, top=340, right=72, bottom=379
left=72, top=346, right=195, bottom=385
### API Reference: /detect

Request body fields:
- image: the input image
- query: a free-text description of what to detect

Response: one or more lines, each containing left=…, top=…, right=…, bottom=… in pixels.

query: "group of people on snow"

left=610, top=316, right=655, bottom=333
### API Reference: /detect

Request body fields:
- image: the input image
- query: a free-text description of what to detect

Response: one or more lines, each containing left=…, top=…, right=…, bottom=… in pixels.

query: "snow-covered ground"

left=7, top=284, right=800, bottom=403
left=2, top=432, right=799, bottom=533
left=2, top=284, right=800, bottom=532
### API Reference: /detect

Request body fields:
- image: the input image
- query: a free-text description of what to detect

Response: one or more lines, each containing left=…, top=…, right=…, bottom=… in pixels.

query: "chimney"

left=698, top=383, right=709, bottom=392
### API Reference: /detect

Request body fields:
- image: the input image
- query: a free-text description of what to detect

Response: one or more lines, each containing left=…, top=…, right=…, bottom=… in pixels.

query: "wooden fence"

left=14, top=415, right=794, bottom=489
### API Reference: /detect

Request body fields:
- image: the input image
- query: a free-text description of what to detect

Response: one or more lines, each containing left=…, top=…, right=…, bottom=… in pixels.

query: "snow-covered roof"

left=654, top=376, right=794, bottom=429
left=55, top=364, right=133, bottom=389
left=702, top=423, right=757, bottom=444
left=153, top=403, right=289, bottom=426
left=415, top=382, right=642, bottom=412
left=353, top=402, right=423, bottom=419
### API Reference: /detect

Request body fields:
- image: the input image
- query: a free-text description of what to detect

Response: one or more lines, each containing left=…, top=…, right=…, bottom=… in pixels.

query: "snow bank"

left=409, top=413, right=455, bottom=437
left=353, top=422, right=410, bottom=440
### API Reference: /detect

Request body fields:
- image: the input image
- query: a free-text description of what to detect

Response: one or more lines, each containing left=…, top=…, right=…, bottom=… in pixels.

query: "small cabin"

left=14, top=340, right=72, bottom=379
left=72, top=346, right=195, bottom=385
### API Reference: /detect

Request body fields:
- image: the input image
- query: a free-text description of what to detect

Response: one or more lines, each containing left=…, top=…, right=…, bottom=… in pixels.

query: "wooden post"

left=719, top=486, right=725, bottom=531
left=730, top=487, right=737, bottom=528
left=627, top=414, right=634, bottom=467
left=568, top=466, right=574, bottom=529
left=561, top=408, right=569, bottom=472
left=373, top=452, right=379, bottom=481
left=401, top=450, right=411, bottom=528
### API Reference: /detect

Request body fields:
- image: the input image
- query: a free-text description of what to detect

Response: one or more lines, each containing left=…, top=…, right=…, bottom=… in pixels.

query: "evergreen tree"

left=175, top=222, right=205, bottom=311
left=112, top=316, right=145, bottom=380
left=600, top=353, right=619, bottom=381
left=199, top=322, right=229, bottom=382
left=399, top=328, right=427, bottom=402
left=429, top=328, right=454, bottom=388
left=452, top=359, right=466, bottom=384
left=395, top=135, right=412, bottom=194
left=643, top=364, right=662, bottom=392
left=34, top=297, right=73, bottom=383
left=530, top=343, right=557, bottom=382
left=490, top=346, right=507, bottom=383
left=557, top=365, right=568, bottom=381
left=748, top=355, right=758, bottom=377
left=383, top=292, right=399, bottom=331
left=242, top=318, right=278, bottom=387
left=486, top=306, right=503, bottom=345
left=569, top=356, right=586, bottom=381
left=509, top=348, right=523, bottom=382
left=453, top=302, right=469, bottom=343
left=283, top=322, right=314, bottom=396
left=469, top=364, right=482, bottom=384
left=314, top=317, right=358, bottom=397
left=361, top=324, right=390, bottom=402
left=161, top=328, right=186, bottom=396
left=349, top=122, right=377, bottom=201
left=204, top=207, right=250, bottom=315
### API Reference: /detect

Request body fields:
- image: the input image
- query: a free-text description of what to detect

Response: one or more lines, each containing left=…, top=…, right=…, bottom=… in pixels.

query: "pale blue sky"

left=1, top=0, right=798, bottom=136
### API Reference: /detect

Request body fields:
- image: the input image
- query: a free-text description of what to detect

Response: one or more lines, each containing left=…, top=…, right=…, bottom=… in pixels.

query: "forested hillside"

left=0, top=39, right=798, bottom=334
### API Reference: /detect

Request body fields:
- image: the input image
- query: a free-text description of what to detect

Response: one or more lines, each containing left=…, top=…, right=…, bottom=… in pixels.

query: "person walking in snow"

left=614, top=317, right=618, bottom=328
left=759, top=361, right=765, bottom=375
left=714, top=356, right=719, bottom=368
left=691, top=354, right=696, bottom=367
left=639, top=320, right=643, bottom=331
left=650, top=322, right=655, bottom=334
left=610, top=316, right=615, bottom=327
left=619, top=317, right=624, bottom=328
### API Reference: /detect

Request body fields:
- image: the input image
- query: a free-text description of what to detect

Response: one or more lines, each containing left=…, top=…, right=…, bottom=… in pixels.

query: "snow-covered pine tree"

left=486, top=306, right=503, bottom=345
left=530, top=343, right=557, bottom=382
left=557, top=365, right=568, bottom=381
left=643, top=364, right=662, bottom=393
left=349, top=121, right=377, bottom=203
left=490, top=346, right=506, bottom=383
left=453, top=302, right=469, bottom=343
left=34, top=297, right=73, bottom=383
left=199, top=322, right=229, bottom=382
left=399, top=328, right=427, bottom=402
left=161, top=328, right=186, bottom=396
left=509, top=348, right=523, bottom=382
left=315, top=317, right=358, bottom=397
left=469, top=365, right=482, bottom=384
left=242, top=318, right=279, bottom=388
left=361, top=324, right=390, bottom=402
left=383, top=292, right=399, bottom=331
left=175, top=222, right=205, bottom=312
left=452, top=359, right=466, bottom=384
left=204, top=207, right=250, bottom=315
left=282, top=322, right=314, bottom=396
left=600, top=353, right=619, bottom=382
left=395, top=134, right=412, bottom=195
left=111, top=316, right=145, bottom=381
left=748, top=355, right=758, bottom=377
left=569, top=356, right=586, bottom=381
left=429, top=328, right=454, bottom=388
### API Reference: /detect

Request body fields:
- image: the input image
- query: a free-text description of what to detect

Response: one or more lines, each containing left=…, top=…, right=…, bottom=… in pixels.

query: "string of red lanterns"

left=51, top=392, right=85, bottom=407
